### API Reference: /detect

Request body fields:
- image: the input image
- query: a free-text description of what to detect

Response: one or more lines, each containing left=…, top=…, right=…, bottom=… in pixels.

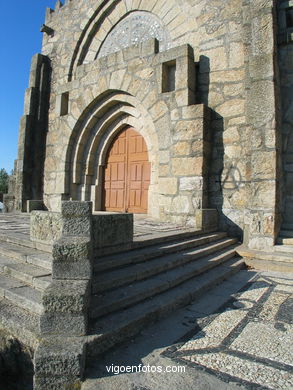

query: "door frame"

left=101, top=126, right=150, bottom=213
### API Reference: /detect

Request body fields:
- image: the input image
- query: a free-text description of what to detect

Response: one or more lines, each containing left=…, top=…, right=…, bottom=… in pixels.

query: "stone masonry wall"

left=43, top=39, right=211, bottom=227
left=16, top=0, right=281, bottom=244
left=40, top=0, right=247, bottom=229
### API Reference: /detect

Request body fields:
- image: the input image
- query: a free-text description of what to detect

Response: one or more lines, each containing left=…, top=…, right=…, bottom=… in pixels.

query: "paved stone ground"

left=82, top=270, right=293, bottom=390
left=133, top=214, right=195, bottom=239
left=1, top=214, right=292, bottom=389
left=0, top=214, right=30, bottom=234
left=0, top=213, right=195, bottom=242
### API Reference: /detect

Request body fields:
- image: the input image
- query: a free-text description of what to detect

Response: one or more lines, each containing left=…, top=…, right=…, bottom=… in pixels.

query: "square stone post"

left=40, top=201, right=93, bottom=336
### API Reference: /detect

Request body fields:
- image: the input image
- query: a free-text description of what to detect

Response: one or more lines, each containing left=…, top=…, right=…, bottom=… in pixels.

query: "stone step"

left=0, top=241, right=52, bottom=271
left=0, top=274, right=43, bottom=315
left=277, top=237, right=293, bottom=245
left=237, top=246, right=293, bottom=273
left=273, top=244, right=293, bottom=253
left=244, top=257, right=293, bottom=273
left=1, top=259, right=51, bottom=291
left=0, top=231, right=35, bottom=249
left=92, top=237, right=237, bottom=293
left=90, top=247, right=238, bottom=319
left=0, top=298, right=41, bottom=348
left=96, top=227, right=213, bottom=257
left=94, top=231, right=228, bottom=272
left=0, top=255, right=19, bottom=270
left=87, top=257, right=245, bottom=357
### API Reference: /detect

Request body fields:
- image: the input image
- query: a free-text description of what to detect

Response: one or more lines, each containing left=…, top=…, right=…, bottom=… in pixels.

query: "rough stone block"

left=172, top=141, right=190, bottom=156
left=42, top=280, right=90, bottom=313
left=52, top=236, right=92, bottom=280
left=140, top=38, right=159, bottom=56
left=180, top=176, right=203, bottom=191
left=34, top=337, right=86, bottom=378
left=171, top=196, right=192, bottom=214
left=92, top=213, right=133, bottom=249
left=30, top=211, right=63, bottom=245
left=63, top=216, right=92, bottom=237
left=34, top=375, right=82, bottom=390
left=173, top=120, right=204, bottom=141
left=182, top=104, right=205, bottom=119
left=40, top=312, right=88, bottom=336
left=217, top=98, right=245, bottom=118
left=59, top=201, right=93, bottom=237
left=248, top=236, right=275, bottom=250
left=158, top=178, right=178, bottom=195
left=53, top=237, right=92, bottom=263
left=61, top=201, right=92, bottom=217
left=172, top=157, right=203, bottom=176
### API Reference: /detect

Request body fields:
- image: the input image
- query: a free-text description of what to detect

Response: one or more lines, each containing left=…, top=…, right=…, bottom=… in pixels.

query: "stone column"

left=243, top=0, right=281, bottom=250
left=14, top=54, right=51, bottom=211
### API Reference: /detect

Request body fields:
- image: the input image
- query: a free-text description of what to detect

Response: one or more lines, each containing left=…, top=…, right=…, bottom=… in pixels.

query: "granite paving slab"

left=168, top=273, right=293, bottom=390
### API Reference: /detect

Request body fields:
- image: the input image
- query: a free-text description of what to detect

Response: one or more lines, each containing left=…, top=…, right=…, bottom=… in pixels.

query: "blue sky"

left=0, top=0, right=56, bottom=173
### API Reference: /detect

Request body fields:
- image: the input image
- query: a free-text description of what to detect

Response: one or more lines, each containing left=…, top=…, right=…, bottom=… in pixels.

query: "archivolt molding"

left=68, top=0, right=188, bottom=81
left=66, top=90, right=159, bottom=200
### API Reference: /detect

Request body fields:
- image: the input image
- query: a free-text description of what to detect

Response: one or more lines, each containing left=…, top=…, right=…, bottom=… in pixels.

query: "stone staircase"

left=237, top=222, right=293, bottom=273
left=0, top=229, right=244, bottom=358
left=86, top=231, right=244, bottom=356
left=277, top=223, right=293, bottom=245
left=0, top=237, right=52, bottom=348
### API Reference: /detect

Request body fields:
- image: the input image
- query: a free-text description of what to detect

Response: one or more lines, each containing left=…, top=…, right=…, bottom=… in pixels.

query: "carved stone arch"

left=68, top=0, right=191, bottom=81
left=66, top=90, right=159, bottom=217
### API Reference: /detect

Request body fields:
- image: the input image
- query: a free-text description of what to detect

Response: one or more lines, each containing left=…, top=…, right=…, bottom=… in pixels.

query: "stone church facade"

left=10, top=0, right=293, bottom=257
left=1, top=1, right=292, bottom=387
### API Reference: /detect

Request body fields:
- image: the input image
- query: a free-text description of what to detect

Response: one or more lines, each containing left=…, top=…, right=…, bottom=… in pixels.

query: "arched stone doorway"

left=103, top=127, right=151, bottom=213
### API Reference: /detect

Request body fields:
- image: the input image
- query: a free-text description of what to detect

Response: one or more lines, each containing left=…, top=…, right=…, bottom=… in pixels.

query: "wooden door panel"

left=136, top=137, right=143, bottom=153
left=104, top=190, right=110, bottom=208
left=129, top=189, right=136, bottom=206
left=141, top=190, right=148, bottom=209
left=117, top=162, right=125, bottom=181
left=129, top=163, right=143, bottom=182
left=130, top=182, right=142, bottom=190
left=128, top=153, right=149, bottom=162
left=118, top=138, right=126, bottom=155
left=116, top=190, right=124, bottom=208
left=103, top=127, right=150, bottom=213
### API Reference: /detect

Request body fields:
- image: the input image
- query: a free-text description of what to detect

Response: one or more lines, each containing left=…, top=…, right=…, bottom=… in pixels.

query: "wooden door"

left=103, top=127, right=150, bottom=213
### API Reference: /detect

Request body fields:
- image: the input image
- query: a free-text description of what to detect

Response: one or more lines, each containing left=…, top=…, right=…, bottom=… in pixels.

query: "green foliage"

left=0, top=168, right=9, bottom=193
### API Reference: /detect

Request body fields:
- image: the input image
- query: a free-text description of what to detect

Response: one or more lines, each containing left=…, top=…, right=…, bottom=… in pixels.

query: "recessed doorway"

left=103, top=127, right=151, bottom=213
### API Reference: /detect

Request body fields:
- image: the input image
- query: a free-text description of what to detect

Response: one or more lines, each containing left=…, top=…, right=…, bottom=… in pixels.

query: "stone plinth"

left=92, top=212, right=133, bottom=250
left=3, top=195, right=15, bottom=213
left=30, top=211, right=63, bottom=251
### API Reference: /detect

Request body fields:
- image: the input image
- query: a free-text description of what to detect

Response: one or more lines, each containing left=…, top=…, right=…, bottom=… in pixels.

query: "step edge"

left=92, top=240, right=238, bottom=293
left=90, top=253, right=240, bottom=318
left=94, top=233, right=234, bottom=272
left=3, top=286, right=43, bottom=315
left=86, top=259, right=244, bottom=356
